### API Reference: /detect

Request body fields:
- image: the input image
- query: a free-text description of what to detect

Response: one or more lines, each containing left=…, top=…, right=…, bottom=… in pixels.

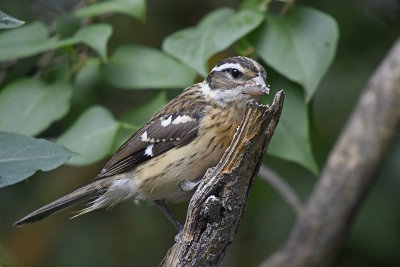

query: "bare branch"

left=261, top=38, right=400, bottom=267
left=258, top=165, right=303, bottom=216
left=160, top=91, right=285, bottom=267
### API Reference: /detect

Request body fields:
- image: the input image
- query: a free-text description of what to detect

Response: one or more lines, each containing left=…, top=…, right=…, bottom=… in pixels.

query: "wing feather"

left=95, top=86, right=206, bottom=179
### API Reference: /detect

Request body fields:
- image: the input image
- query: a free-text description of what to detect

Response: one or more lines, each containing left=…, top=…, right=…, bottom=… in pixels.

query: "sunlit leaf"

left=264, top=82, right=318, bottom=174
left=252, top=7, right=338, bottom=101
left=163, top=8, right=264, bottom=76
left=104, top=45, right=197, bottom=89
left=0, top=79, right=72, bottom=136
left=0, top=10, right=25, bottom=29
left=75, top=0, right=146, bottom=22
left=0, top=132, right=74, bottom=187
left=57, top=106, right=119, bottom=166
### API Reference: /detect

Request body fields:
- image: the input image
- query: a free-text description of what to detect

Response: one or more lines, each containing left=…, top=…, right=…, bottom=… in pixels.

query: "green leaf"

left=0, top=132, right=74, bottom=187
left=60, top=24, right=113, bottom=61
left=75, top=0, right=146, bottom=22
left=0, top=10, right=25, bottom=29
left=55, top=14, right=82, bottom=38
left=264, top=82, right=318, bottom=174
left=112, top=91, right=168, bottom=151
left=75, top=24, right=112, bottom=62
left=57, top=106, right=119, bottom=166
left=0, top=22, right=59, bottom=61
left=72, top=59, right=102, bottom=108
left=0, top=78, right=72, bottom=136
left=0, top=22, right=112, bottom=61
left=120, top=91, right=168, bottom=126
left=252, top=7, right=339, bottom=101
left=239, top=0, right=270, bottom=12
left=103, top=45, right=197, bottom=89
left=162, top=8, right=264, bottom=76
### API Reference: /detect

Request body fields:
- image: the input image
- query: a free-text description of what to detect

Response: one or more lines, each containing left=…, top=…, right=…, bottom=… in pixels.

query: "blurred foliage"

left=56, top=106, right=119, bottom=166
left=0, top=10, right=25, bottom=29
left=0, top=0, right=399, bottom=266
left=163, top=7, right=265, bottom=76
left=104, top=44, right=197, bottom=88
left=251, top=7, right=339, bottom=101
left=0, top=78, right=72, bottom=135
left=0, top=132, right=75, bottom=187
left=0, top=0, right=329, bottom=183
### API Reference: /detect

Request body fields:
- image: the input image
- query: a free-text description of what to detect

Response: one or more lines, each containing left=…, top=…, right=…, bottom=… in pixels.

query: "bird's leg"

left=179, top=177, right=202, bottom=192
left=154, top=200, right=183, bottom=241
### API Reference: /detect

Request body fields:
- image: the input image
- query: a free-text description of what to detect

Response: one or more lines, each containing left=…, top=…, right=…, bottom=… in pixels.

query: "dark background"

left=0, top=0, right=399, bottom=266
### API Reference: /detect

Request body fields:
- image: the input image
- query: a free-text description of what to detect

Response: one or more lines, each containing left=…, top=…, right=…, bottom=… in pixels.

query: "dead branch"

left=160, top=91, right=285, bottom=267
left=261, top=38, right=400, bottom=267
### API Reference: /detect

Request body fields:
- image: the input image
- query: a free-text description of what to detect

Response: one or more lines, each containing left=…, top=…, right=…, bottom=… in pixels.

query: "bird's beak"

left=242, top=72, right=270, bottom=96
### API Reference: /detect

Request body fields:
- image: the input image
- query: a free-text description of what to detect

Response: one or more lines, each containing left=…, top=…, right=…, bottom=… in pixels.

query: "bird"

left=14, top=56, right=270, bottom=233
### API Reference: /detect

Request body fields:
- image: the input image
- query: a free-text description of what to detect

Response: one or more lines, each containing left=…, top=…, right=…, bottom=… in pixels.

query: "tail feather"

left=14, top=179, right=112, bottom=227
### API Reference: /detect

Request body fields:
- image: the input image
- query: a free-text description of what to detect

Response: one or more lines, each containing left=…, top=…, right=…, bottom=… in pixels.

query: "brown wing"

left=95, top=85, right=206, bottom=179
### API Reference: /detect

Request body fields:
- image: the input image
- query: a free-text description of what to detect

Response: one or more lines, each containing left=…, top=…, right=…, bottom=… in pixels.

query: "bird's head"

left=203, top=56, right=270, bottom=106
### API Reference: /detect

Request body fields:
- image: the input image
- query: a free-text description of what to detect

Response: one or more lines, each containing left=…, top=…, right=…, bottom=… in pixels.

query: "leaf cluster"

left=0, top=0, right=338, bottom=187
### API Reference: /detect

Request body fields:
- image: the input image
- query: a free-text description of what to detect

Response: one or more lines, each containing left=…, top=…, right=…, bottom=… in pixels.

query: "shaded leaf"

left=263, top=81, right=318, bottom=174
left=72, top=59, right=102, bottom=109
left=111, top=123, right=138, bottom=155
left=0, top=10, right=25, bottom=29
left=75, top=0, right=146, bottom=22
left=103, top=45, right=197, bottom=89
left=112, top=91, right=168, bottom=151
left=120, top=91, right=168, bottom=126
left=239, top=0, right=269, bottom=12
left=0, top=132, right=74, bottom=187
left=60, top=24, right=112, bottom=61
left=163, top=8, right=264, bottom=76
left=0, top=22, right=112, bottom=61
left=0, top=22, right=59, bottom=61
left=252, top=7, right=339, bottom=101
left=55, top=14, right=81, bottom=38
left=0, top=78, right=72, bottom=136
left=57, top=106, right=119, bottom=165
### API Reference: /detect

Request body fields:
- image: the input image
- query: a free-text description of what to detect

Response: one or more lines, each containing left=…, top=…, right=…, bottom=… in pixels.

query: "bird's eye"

left=229, top=68, right=242, bottom=79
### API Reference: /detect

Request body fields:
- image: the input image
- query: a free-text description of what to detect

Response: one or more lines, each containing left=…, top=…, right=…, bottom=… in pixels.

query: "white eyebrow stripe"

left=144, top=144, right=154, bottom=157
left=211, top=63, right=245, bottom=73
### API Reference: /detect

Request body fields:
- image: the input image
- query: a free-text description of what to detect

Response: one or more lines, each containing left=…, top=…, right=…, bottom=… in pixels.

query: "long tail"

left=14, top=178, right=113, bottom=227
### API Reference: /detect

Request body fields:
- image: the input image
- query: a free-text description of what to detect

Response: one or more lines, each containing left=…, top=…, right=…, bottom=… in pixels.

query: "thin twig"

left=32, top=50, right=56, bottom=78
left=72, top=46, right=89, bottom=74
left=258, top=165, right=303, bottom=216
left=280, top=0, right=295, bottom=16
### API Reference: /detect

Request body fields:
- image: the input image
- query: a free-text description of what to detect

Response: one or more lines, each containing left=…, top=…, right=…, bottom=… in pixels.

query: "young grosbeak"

left=15, top=56, right=269, bottom=231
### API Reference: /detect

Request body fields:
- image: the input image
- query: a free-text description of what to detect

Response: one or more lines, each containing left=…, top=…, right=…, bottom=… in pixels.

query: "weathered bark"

left=160, top=91, right=285, bottom=267
left=261, top=38, right=400, bottom=267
